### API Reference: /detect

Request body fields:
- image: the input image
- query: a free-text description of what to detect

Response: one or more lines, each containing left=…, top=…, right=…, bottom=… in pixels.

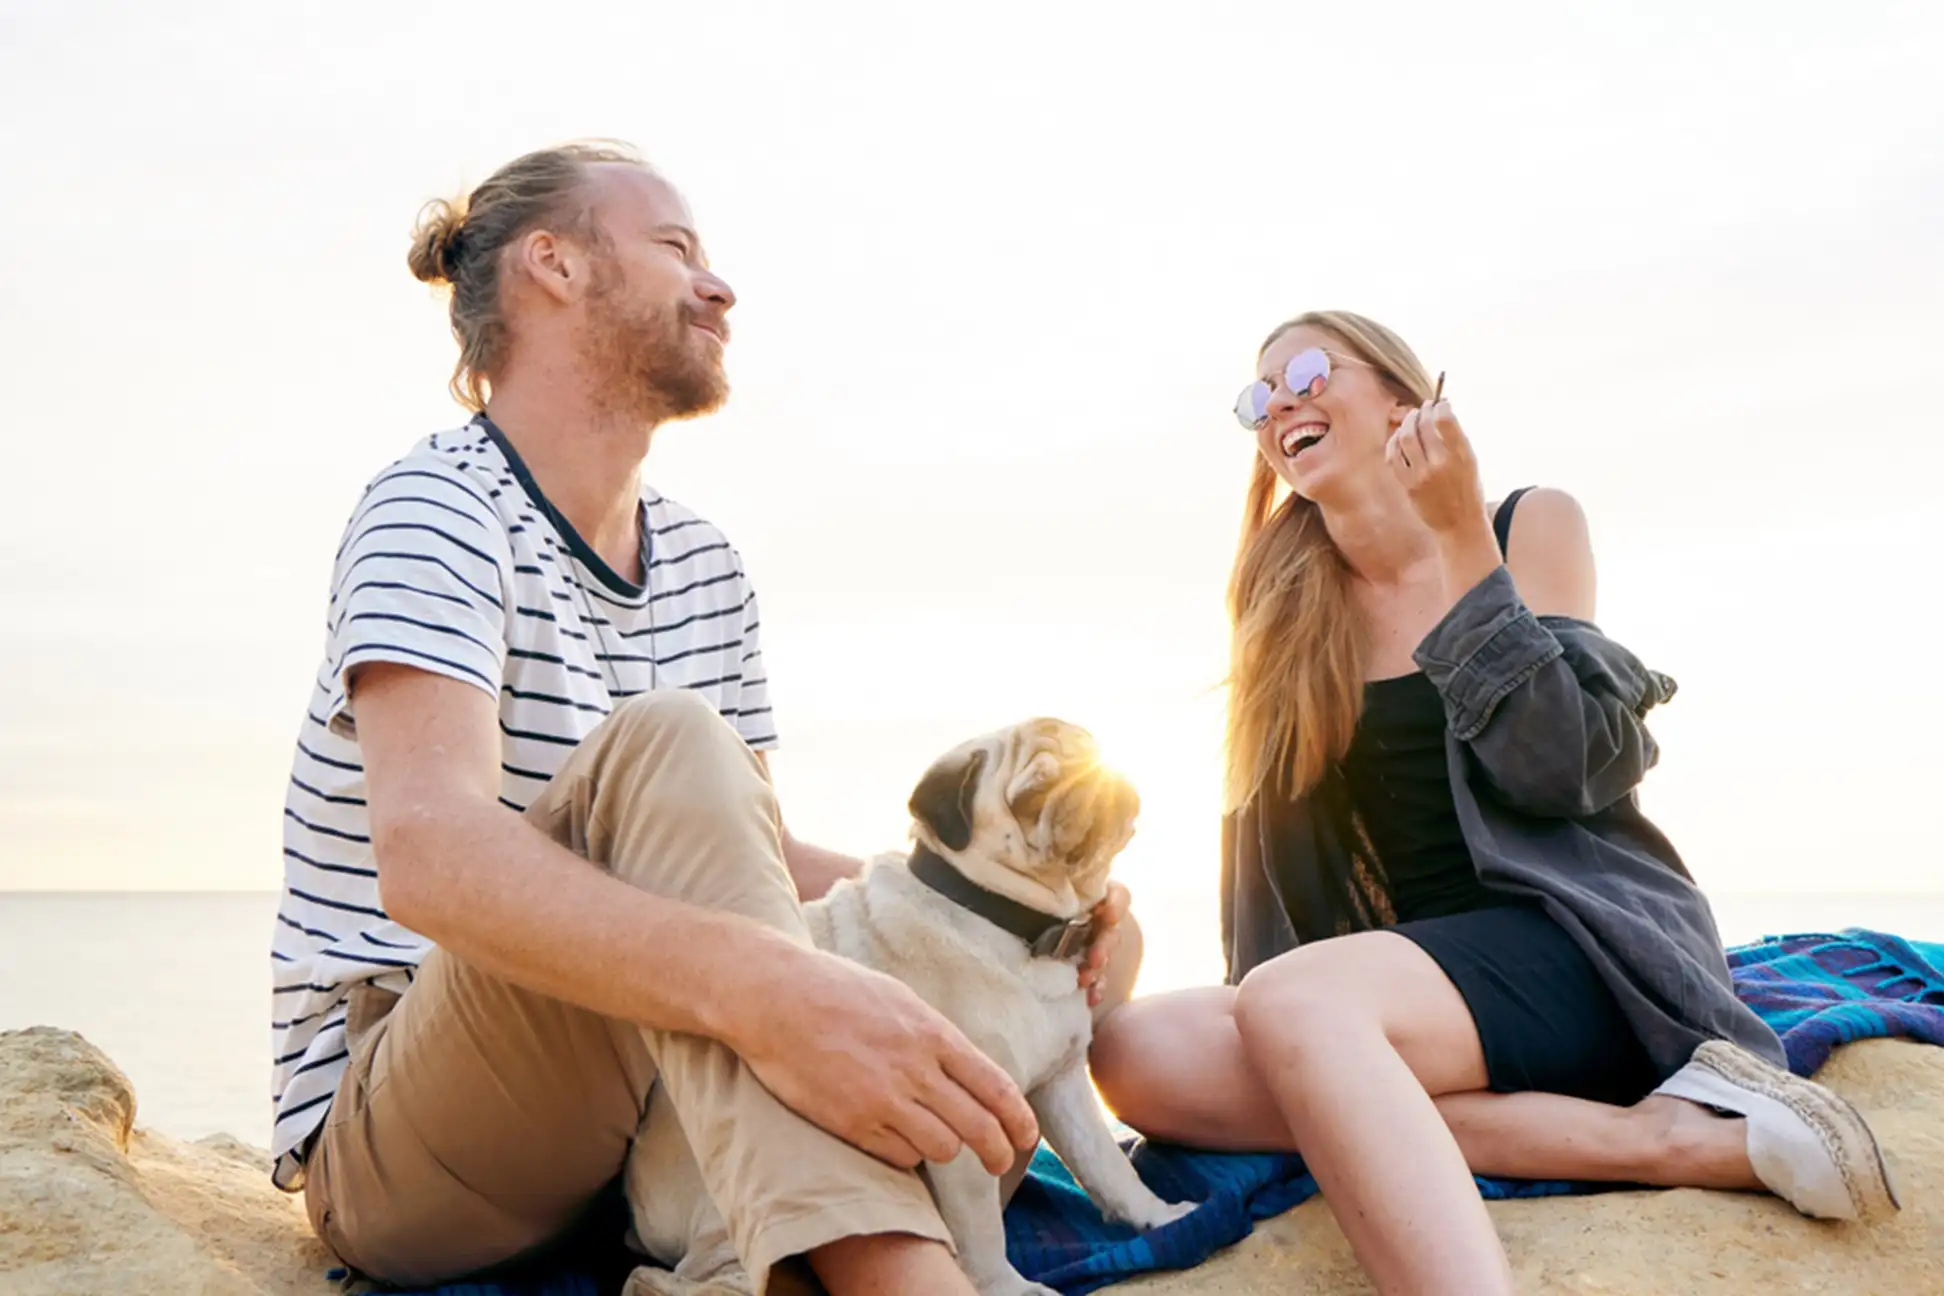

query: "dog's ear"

left=908, top=748, right=988, bottom=853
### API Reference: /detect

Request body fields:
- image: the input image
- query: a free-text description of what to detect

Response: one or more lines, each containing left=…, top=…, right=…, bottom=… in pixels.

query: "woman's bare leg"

left=1092, top=983, right=1758, bottom=1190
left=1438, top=1090, right=1757, bottom=1187
left=1233, top=933, right=1514, bottom=1293
left=1091, top=986, right=1301, bottom=1150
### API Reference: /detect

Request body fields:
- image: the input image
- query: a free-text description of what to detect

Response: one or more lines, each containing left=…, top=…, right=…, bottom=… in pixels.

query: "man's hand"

left=725, top=945, right=1039, bottom=1175
left=1077, top=880, right=1132, bottom=1008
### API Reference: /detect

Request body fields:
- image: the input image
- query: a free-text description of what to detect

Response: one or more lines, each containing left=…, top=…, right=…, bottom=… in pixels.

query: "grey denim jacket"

left=1222, top=564, right=1785, bottom=1077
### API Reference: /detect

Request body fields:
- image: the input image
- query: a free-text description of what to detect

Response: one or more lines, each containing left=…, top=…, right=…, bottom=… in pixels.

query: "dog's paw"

left=1123, top=1197, right=1198, bottom=1231
left=966, top=1264, right=1060, bottom=1296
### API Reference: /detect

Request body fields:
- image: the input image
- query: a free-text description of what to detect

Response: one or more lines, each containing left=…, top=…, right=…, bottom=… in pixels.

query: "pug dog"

left=624, top=718, right=1195, bottom=1296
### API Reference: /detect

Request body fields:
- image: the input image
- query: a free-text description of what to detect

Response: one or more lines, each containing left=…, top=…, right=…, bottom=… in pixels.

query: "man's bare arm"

left=356, top=661, right=799, bottom=1041
left=352, top=662, right=1036, bottom=1173
left=781, top=833, right=866, bottom=902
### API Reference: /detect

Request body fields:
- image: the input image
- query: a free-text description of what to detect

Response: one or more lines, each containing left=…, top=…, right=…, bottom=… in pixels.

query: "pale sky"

left=3, top=2, right=1941, bottom=985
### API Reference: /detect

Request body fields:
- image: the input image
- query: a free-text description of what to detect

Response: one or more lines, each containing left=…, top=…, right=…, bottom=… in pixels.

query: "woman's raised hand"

left=1386, top=400, right=1487, bottom=538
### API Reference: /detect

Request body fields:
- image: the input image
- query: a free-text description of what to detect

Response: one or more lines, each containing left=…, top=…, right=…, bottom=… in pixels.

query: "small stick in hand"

left=1433, top=371, right=1445, bottom=402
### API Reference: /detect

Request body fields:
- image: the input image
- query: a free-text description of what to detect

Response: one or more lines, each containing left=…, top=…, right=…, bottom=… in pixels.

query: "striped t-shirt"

left=270, top=416, right=778, bottom=1190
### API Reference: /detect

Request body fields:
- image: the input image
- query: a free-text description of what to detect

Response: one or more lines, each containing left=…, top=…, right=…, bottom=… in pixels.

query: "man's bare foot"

left=807, top=1233, right=974, bottom=1296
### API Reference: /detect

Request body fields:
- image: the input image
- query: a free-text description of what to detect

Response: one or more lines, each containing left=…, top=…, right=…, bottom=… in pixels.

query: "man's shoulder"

left=345, top=424, right=518, bottom=529
left=363, top=422, right=502, bottom=490
left=645, top=490, right=746, bottom=573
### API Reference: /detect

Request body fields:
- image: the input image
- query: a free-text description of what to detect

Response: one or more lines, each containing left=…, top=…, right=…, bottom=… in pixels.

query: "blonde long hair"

left=1222, top=311, right=1438, bottom=813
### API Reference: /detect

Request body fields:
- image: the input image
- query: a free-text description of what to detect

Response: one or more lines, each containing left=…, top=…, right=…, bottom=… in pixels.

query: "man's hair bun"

left=407, top=198, right=467, bottom=286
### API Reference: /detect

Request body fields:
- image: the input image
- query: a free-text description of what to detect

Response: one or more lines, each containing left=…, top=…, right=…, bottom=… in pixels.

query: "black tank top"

left=1342, top=490, right=1531, bottom=922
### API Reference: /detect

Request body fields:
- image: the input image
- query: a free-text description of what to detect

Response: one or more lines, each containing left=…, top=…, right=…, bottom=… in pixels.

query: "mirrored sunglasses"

left=1234, top=347, right=1332, bottom=431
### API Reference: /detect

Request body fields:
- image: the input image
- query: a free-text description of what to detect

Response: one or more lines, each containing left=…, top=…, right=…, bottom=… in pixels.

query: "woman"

left=1089, top=311, right=1899, bottom=1295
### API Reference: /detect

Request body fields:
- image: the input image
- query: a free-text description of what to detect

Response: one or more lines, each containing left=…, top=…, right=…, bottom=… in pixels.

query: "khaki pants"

left=302, top=691, right=949, bottom=1294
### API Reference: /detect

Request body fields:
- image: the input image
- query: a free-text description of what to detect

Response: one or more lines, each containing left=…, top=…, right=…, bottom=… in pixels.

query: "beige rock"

left=1126, top=1038, right=1944, bottom=1295
left=1, top=1027, right=1937, bottom=1295
left=0, top=1027, right=336, bottom=1296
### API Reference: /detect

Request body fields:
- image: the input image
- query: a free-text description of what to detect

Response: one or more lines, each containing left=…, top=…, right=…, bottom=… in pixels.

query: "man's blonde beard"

left=583, top=265, right=728, bottom=427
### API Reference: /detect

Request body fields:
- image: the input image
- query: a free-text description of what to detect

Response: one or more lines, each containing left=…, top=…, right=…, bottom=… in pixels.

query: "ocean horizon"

left=5, top=888, right=1943, bottom=1153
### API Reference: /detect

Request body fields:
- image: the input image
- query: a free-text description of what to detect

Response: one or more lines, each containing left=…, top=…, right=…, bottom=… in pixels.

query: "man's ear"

left=514, top=228, right=578, bottom=305
left=908, top=748, right=987, bottom=853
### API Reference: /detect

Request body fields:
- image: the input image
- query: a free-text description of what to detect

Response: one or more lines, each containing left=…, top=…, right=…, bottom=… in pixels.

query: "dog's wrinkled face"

left=907, top=718, right=1139, bottom=919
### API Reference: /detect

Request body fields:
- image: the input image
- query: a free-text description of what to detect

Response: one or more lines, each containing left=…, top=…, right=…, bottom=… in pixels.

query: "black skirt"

left=1395, top=902, right=1661, bottom=1105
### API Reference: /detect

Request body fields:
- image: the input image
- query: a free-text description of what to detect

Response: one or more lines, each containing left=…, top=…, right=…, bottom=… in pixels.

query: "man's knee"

left=606, top=688, right=743, bottom=752
left=570, top=691, right=796, bottom=928
left=587, top=690, right=771, bottom=811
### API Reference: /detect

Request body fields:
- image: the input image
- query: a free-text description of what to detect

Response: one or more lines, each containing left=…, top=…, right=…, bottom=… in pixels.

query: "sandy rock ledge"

left=1125, top=1038, right=1944, bottom=1295
left=3, top=1027, right=1938, bottom=1294
left=0, top=1027, right=336, bottom=1296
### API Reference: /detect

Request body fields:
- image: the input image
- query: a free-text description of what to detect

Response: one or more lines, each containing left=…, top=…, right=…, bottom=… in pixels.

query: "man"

left=271, top=141, right=1133, bottom=1295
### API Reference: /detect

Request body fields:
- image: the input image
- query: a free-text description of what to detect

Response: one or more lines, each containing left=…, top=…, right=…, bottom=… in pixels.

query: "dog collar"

left=907, top=844, right=1097, bottom=961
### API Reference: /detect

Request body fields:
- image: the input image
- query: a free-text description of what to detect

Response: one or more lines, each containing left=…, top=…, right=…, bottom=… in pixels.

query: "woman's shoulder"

left=1492, top=486, right=1589, bottom=551
left=1493, top=487, right=1596, bottom=620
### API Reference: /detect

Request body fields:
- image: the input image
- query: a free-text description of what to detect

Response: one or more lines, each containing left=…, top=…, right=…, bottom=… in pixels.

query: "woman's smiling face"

left=1252, top=325, right=1410, bottom=499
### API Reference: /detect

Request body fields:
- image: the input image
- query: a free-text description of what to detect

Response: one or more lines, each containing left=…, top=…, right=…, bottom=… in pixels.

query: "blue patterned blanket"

left=360, top=928, right=1944, bottom=1296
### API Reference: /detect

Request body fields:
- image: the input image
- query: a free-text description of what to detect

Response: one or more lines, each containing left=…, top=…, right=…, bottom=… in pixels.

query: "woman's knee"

left=1234, top=933, right=1488, bottom=1094
left=1088, top=990, right=1227, bottom=1132
left=1088, top=995, right=1157, bottom=1108
left=1232, top=936, right=1386, bottom=1046
left=1090, top=991, right=1213, bottom=1105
